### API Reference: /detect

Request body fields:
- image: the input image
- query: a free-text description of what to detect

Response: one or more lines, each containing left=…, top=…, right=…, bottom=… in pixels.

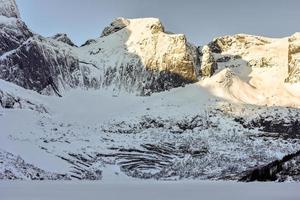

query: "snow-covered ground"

left=1, top=77, right=300, bottom=181
left=1, top=181, right=300, bottom=200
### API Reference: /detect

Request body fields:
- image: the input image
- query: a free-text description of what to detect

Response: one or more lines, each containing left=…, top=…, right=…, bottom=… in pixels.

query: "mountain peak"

left=51, top=33, right=77, bottom=47
left=100, top=17, right=165, bottom=38
left=0, top=0, right=20, bottom=18
left=101, top=17, right=130, bottom=37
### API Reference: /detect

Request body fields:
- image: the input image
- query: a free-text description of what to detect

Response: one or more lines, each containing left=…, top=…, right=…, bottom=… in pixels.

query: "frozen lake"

left=1, top=181, right=300, bottom=200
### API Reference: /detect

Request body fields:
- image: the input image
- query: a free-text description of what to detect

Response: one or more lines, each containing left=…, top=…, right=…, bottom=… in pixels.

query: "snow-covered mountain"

left=0, top=3, right=200, bottom=96
left=0, top=0, right=300, bottom=182
left=75, top=17, right=199, bottom=95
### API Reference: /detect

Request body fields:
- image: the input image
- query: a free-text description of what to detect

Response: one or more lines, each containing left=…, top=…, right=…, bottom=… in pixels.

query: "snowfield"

left=1, top=78, right=300, bottom=181
left=1, top=181, right=300, bottom=200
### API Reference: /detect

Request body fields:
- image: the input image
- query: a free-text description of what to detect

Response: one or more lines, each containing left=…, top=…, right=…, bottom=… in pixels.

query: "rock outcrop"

left=206, top=34, right=296, bottom=82
left=0, top=1, right=200, bottom=96
left=81, top=39, right=97, bottom=47
left=51, top=33, right=77, bottom=47
left=286, top=33, right=300, bottom=83
left=0, top=0, right=19, bottom=18
left=0, top=36, right=83, bottom=95
left=0, top=16, right=33, bottom=54
left=208, top=34, right=271, bottom=54
left=79, top=18, right=199, bottom=95
left=200, top=45, right=217, bottom=77
left=208, top=34, right=279, bottom=71
left=0, top=2, right=83, bottom=95
left=1, top=0, right=300, bottom=98
left=135, top=18, right=198, bottom=82
left=101, top=17, right=130, bottom=37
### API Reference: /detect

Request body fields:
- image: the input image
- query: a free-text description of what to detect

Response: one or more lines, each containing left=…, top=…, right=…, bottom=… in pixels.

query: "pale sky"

left=16, top=0, right=300, bottom=46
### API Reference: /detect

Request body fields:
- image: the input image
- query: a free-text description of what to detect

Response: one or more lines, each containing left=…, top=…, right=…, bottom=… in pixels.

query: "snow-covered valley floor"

left=1, top=79, right=300, bottom=181
left=1, top=181, right=300, bottom=200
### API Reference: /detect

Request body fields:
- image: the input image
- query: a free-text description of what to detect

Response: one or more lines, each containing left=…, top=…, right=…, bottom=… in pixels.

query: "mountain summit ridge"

left=0, top=0, right=300, bottom=100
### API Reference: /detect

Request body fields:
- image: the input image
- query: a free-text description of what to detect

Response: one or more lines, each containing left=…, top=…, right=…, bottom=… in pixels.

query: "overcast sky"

left=16, top=0, right=300, bottom=46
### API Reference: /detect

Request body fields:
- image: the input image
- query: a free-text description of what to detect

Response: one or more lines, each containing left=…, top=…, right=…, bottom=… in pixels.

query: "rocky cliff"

left=0, top=0, right=299, bottom=98
left=0, top=1, right=88, bottom=96
left=0, top=2, right=200, bottom=96
left=77, top=18, right=199, bottom=95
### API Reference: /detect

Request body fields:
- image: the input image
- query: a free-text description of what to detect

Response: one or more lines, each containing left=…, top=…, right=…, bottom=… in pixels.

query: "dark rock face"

left=0, top=15, right=195, bottom=96
left=207, top=39, right=223, bottom=53
left=0, top=36, right=81, bottom=94
left=0, top=18, right=33, bottom=54
left=235, top=115, right=300, bottom=140
left=1, top=2, right=82, bottom=95
left=0, top=2, right=87, bottom=95
left=51, top=33, right=77, bottom=47
left=0, top=3, right=89, bottom=95
left=0, top=0, right=198, bottom=96
left=94, top=61, right=194, bottom=96
left=141, top=70, right=194, bottom=96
